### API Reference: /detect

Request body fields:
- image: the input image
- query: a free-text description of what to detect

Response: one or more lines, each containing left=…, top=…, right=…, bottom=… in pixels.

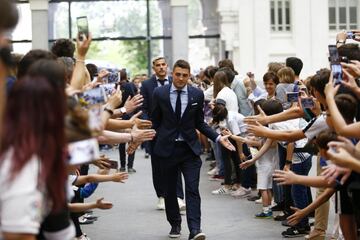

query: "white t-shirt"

left=269, top=119, right=311, bottom=164
left=222, top=111, right=247, bottom=136
left=204, top=86, right=213, bottom=102
left=302, top=114, right=329, bottom=140
left=216, top=87, right=239, bottom=112
left=0, top=149, right=45, bottom=236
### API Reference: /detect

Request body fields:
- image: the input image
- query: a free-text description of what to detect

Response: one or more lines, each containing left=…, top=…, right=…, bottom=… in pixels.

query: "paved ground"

left=82, top=148, right=335, bottom=240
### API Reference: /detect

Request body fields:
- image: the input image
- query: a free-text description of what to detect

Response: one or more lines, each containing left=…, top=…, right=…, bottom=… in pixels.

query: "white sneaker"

left=157, top=197, right=165, bottom=210
left=211, top=186, right=231, bottom=195
left=207, top=167, right=218, bottom=176
left=255, top=198, right=263, bottom=204
left=231, top=187, right=251, bottom=198
left=177, top=198, right=186, bottom=211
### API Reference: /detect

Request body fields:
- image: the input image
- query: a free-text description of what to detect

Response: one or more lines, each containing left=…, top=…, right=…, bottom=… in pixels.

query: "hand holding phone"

left=328, top=45, right=343, bottom=85
left=300, top=97, right=315, bottom=109
left=77, top=16, right=89, bottom=41
left=286, top=92, right=299, bottom=103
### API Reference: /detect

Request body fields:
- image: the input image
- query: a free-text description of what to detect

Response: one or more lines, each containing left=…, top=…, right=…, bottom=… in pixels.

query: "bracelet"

left=104, top=107, right=114, bottom=116
left=76, top=59, right=85, bottom=63
left=285, top=160, right=292, bottom=164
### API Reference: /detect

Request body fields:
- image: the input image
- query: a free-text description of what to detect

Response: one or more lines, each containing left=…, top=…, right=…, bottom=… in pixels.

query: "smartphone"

left=107, top=160, right=119, bottom=169
left=76, top=16, right=89, bottom=40
left=328, top=45, right=340, bottom=64
left=77, top=87, right=107, bottom=107
left=300, top=97, right=315, bottom=109
left=286, top=92, right=299, bottom=103
left=331, top=64, right=343, bottom=85
left=67, top=138, right=100, bottom=165
left=107, top=72, right=120, bottom=84
left=328, top=45, right=342, bottom=85
left=347, top=31, right=355, bottom=39
left=100, top=83, right=116, bottom=96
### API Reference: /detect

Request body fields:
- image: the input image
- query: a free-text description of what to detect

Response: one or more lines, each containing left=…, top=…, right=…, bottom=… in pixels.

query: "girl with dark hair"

left=0, top=62, right=67, bottom=239
left=211, top=99, right=252, bottom=196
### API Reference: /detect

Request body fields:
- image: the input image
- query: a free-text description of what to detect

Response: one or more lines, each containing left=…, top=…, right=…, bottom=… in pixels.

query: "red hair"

left=0, top=65, right=67, bottom=212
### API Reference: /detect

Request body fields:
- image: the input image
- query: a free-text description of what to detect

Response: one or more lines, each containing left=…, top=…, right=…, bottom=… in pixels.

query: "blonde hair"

left=267, top=62, right=284, bottom=74
left=277, top=67, right=295, bottom=84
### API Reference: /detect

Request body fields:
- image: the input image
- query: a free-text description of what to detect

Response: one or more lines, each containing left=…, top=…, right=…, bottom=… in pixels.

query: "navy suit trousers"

left=159, top=142, right=202, bottom=234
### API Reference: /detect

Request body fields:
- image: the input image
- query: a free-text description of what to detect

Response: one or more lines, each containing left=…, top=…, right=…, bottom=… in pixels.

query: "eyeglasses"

left=174, top=72, right=189, bottom=78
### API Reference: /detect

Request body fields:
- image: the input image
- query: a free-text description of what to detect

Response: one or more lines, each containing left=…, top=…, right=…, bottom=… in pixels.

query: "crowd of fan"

left=1, top=0, right=360, bottom=240
left=190, top=33, right=360, bottom=239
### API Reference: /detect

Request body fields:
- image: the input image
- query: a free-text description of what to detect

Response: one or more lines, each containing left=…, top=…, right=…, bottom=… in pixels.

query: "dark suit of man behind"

left=151, top=60, right=232, bottom=240
left=141, top=57, right=184, bottom=210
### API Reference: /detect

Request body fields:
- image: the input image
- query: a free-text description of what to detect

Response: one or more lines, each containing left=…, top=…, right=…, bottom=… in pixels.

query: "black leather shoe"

left=169, top=225, right=181, bottom=238
left=189, top=230, right=206, bottom=240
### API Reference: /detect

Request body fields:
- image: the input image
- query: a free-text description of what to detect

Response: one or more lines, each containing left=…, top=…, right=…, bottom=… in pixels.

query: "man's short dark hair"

left=51, top=39, right=76, bottom=58
left=173, top=59, right=190, bottom=72
left=152, top=56, right=166, bottom=66
left=263, top=71, right=279, bottom=85
left=261, top=99, right=283, bottom=116
left=218, top=67, right=235, bottom=84
left=0, top=0, right=18, bottom=31
left=218, top=59, right=238, bottom=75
left=309, top=69, right=330, bottom=97
left=286, top=57, right=303, bottom=76
left=338, top=43, right=360, bottom=61
left=17, top=50, right=56, bottom=79
left=335, top=94, right=358, bottom=123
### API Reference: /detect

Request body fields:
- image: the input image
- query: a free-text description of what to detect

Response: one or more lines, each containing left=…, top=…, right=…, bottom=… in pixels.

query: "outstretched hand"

left=273, top=169, right=297, bottom=185
left=244, top=105, right=268, bottom=125
left=219, top=135, right=236, bottom=151
left=95, top=197, right=113, bottom=210
left=287, top=207, right=306, bottom=226
left=246, top=121, right=268, bottom=137
left=239, top=159, right=255, bottom=169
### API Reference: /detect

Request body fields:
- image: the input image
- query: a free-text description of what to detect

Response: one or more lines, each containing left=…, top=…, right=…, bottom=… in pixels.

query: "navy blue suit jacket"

left=140, top=75, right=172, bottom=120
left=151, top=84, right=219, bottom=158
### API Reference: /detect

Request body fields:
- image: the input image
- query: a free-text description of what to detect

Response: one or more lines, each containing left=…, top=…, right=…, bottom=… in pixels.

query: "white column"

left=171, top=0, right=189, bottom=65
left=217, top=0, right=240, bottom=67
left=309, top=0, right=329, bottom=74
left=29, top=0, right=49, bottom=50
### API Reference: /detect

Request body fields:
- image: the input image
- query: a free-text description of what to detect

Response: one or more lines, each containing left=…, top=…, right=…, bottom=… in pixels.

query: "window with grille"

left=270, top=0, right=291, bottom=32
left=329, top=0, right=358, bottom=31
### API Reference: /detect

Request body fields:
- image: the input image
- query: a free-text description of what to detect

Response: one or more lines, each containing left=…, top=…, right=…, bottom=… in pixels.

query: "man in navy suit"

left=151, top=60, right=235, bottom=240
left=140, top=57, right=184, bottom=210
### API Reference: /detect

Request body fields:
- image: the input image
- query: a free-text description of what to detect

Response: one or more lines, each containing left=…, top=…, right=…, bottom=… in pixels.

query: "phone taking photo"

left=347, top=31, right=355, bottom=39
left=76, top=87, right=107, bottom=107
left=300, top=97, right=315, bottom=109
left=76, top=16, right=89, bottom=40
left=328, top=45, right=342, bottom=85
left=286, top=92, right=299, bottom=103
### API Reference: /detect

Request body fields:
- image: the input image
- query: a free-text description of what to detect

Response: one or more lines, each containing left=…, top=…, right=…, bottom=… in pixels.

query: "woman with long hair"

left=0, top=60, right=67, bottom=240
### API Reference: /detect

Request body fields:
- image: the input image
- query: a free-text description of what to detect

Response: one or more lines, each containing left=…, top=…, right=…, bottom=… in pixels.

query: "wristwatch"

left=285, top=160, right=292, bottom=165
left=120, top=107, right=127, bottom=114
